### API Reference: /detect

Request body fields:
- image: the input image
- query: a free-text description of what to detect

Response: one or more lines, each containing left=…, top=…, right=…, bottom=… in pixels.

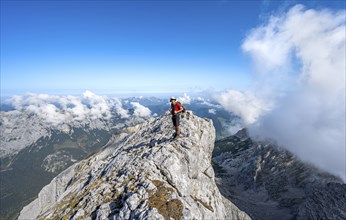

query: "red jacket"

left=171, top=102, right=182, bottom=115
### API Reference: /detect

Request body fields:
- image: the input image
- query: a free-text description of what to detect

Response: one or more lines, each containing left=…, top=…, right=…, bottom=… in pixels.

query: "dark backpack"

left=177, top=101, right=186, bottom=113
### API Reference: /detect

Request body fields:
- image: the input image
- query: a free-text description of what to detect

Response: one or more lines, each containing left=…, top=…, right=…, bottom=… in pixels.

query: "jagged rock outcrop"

left=213, top=129, right=346, bottom=220
left=19, top=112, right=250, bottom=220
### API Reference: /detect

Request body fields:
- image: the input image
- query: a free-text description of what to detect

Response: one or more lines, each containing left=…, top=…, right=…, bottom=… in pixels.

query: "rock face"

left=213, top=129, right=346, bottom=220
left=19, top=112, right=250, bottom=220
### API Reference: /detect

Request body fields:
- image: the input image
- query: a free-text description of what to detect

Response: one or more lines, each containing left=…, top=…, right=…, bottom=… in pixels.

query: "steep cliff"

left=19, top=112, right=250, bottom=220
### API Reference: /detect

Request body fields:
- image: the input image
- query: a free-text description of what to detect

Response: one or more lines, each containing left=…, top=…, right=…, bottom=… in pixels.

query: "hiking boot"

left=173, top=132, right=180, bottom=139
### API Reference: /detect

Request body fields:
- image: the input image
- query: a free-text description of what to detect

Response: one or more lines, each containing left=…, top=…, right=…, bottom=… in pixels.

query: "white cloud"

left=196, top=96, right=222, bottom=109
left=40, top=104, right=67, bottom=126
left=131, top=102, right=151, bottom=118
left=6, top=91, right=131, bottom=127
left=208, top=109, right=217, bottom=114
left=240, top=4, right=346, bottom=181
left=178, top=93, right=191, bottom=104
left=214, top=90, right=272, bottom=124
left=113, top=98, right=129, bottom=119
left=82, top=90, right=112, bottom=120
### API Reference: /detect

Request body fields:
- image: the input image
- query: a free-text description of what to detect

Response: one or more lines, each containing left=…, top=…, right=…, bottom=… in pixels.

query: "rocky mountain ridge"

left=213, top=129, right=346, bottom=220
left=19, top=112, right=250, bottom=220
left=0, top=95, right=236, bottom=220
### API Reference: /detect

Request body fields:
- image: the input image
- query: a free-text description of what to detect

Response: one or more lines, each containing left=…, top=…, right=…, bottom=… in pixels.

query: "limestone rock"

left=19, top=112, right=250, bottom=220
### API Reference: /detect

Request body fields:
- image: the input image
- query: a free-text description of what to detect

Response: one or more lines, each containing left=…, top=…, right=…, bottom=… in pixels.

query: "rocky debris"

left=296, top=182, right=346, bottom=220
left=19, top=112, right=250, bottom=220
left=213, top=129, right=346, bottom=220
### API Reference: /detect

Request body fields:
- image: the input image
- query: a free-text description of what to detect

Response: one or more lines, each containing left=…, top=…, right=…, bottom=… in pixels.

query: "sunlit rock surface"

left=19, top=112, right=250, bottom=220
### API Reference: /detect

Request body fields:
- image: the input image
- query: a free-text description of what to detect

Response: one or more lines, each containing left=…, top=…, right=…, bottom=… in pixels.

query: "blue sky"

left=1, top=0, right=345, bottom=96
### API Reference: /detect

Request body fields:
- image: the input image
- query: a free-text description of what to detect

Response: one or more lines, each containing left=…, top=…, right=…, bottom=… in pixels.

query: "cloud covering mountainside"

left=214, top=5, right=346, bottom=181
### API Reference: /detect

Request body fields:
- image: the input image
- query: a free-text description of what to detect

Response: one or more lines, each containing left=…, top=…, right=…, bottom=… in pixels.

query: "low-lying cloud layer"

left=6, top=91, right=150, bottom=127
left=131, top=102, right=151, bottom=118
left=215, top=5, right=345, bottom=181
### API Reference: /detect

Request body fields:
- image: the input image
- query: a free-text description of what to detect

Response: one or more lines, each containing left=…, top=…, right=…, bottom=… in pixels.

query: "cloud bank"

left=216, top=5, right=346, bottom=181
left=5, top=91, right=150, bottom=127
left=214, top=90, right=272, bottom=124
left=178, top=93, right=192, bottom=104
left=131, top=102, right=151, bottom=118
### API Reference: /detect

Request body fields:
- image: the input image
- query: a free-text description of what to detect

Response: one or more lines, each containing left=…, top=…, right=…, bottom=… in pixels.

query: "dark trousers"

left=172, top=114, right=180, bottom=127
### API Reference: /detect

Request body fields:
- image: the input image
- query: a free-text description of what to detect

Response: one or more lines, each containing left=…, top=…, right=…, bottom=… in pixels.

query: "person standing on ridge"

left=170, top=97, right=183, bottom=139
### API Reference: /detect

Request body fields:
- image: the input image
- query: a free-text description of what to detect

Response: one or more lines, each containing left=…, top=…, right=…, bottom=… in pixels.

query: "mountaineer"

left=170, top=97, right=184, bottom=139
